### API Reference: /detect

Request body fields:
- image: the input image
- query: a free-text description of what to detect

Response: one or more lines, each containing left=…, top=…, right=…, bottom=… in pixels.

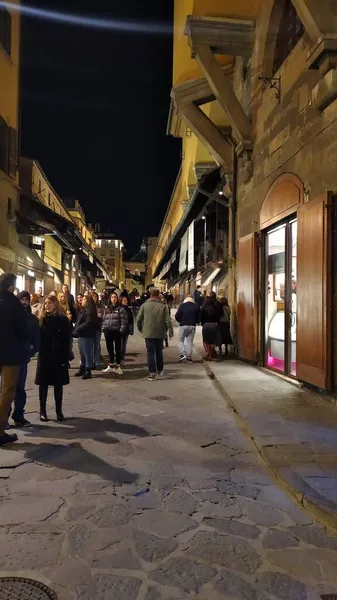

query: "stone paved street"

left=1, top=330, right=337, bottom=599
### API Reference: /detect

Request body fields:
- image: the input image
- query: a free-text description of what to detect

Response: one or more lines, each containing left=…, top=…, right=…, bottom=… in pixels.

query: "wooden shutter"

left=297, top=194, right=332, bottom=390
left=237, top=233, right=258, bottom=362
left=8, top=127, right=17, bottom=179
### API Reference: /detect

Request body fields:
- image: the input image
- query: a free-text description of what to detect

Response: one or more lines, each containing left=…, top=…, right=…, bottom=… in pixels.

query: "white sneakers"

left=103, top=364, right=123, bottom=375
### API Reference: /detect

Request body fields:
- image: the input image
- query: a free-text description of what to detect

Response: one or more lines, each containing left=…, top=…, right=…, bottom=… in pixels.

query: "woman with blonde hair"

left=35, top=294, right=71, bottom=421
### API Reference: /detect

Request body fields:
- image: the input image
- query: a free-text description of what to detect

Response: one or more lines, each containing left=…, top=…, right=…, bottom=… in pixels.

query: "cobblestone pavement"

left=1, top=331, right=337, bottom=599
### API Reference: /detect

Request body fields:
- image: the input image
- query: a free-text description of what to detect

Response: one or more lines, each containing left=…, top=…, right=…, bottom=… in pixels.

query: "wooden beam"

left=176, top=101, right=233, bottom=173
left=185, top=15, right=255, bottom=58
left=195, top=45, right=252, bottom=144
left=172, top=64, right=233, bottom=107
left=291, top=0, right=337, bottom=42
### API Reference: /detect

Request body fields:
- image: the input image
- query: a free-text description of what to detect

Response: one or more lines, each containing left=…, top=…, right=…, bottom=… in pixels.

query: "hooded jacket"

left=175, top=298, right=200, bottom=327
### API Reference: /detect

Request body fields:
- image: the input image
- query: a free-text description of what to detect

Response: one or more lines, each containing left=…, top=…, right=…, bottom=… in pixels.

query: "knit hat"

left=16, top=290, right=30, bottom=301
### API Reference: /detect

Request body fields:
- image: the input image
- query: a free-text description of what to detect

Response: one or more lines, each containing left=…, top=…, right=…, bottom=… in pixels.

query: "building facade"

left=95, top=232, right=125, bottom=287
left=155, top=0, right=337, bottom=393
left=0, top=1, right=20, bottom=274
left=18, top=160, right=107, bottom=295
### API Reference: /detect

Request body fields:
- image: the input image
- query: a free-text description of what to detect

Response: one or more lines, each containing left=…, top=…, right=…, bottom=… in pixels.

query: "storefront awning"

left=153, top=167, right=221, bottom=279
left=17, top=243, right=46, bottom=275
left=18, top=194, right=76, bottom=251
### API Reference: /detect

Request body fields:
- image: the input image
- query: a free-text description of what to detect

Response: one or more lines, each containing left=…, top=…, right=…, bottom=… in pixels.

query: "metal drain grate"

left=321, top=595, right=337, bottom=600
left=0, top=577, right=58, bottom=600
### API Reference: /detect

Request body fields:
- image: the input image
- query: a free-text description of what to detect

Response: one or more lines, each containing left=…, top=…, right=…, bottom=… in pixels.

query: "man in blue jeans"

left=11, top=291, right=40, bottom=427
left=137, top=288, right=173, bottom=381
left=175, top=294, right=200, bottom=362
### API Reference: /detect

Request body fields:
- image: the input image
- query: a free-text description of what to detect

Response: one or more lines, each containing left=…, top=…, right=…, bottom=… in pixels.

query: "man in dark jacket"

left=62, top=283, right=75, bottom=308
left=11, top=291, right=40, bottom=427
left=175, top=295, right=200, bottom=362
left=193, top=286, right=204, bottom=308
left=0, top=274, right=30, bottom=445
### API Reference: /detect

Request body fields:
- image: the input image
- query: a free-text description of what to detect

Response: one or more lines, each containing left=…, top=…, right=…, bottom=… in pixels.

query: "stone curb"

left=200, top=355, right=337, bottom=534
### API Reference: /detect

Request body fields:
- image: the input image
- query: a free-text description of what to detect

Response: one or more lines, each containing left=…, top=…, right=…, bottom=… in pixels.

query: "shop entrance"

left=264, top=217, right=297, bottom=376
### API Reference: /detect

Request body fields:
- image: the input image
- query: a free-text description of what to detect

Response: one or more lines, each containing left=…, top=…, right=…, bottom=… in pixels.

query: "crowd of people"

left=0, top=271, right=231, bottom=446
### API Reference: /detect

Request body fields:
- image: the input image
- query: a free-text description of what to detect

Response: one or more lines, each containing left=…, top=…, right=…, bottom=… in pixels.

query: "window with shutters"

left=0, top=7, right=11, bottom=56
left=273, top=0, right=304, bottom=75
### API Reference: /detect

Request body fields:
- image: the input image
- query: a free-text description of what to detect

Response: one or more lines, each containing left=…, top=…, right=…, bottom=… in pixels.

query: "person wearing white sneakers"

left=102, top=293, right=128, bottom=375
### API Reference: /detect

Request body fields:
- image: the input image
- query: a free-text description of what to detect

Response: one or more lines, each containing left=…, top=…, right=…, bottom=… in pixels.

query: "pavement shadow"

left=13, top=441, right=138, bottom=484
left=21, top=416, right=150, bottom=444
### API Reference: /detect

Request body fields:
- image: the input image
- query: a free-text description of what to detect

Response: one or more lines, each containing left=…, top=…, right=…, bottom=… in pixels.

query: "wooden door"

left=297, top=194, right=332, bottom=390
left=237, top=233, right=258, bottom=362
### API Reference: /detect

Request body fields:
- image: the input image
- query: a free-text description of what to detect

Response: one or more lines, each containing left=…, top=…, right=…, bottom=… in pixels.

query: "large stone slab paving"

left=78, top=573, right=142, bottom=600
left=0, top=495, right=64, bottom=526
left=257, top=572, right=308, bottom=600
left=150, top=557, right=216, bottom=593
left=188, top=531, right=262, bottom=573
left=132, top=530, right=178, bottom=562
left=134, top=510, right=197, bottom=538
left=0, top=531, right=64, bottom=569
left=203, top=517, right=261, bottom=539
left=162, top=488, right=198, bottom=515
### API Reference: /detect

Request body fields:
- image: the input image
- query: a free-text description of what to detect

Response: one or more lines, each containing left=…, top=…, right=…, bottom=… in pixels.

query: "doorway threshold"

left=256, top=366, right=303, bottom=389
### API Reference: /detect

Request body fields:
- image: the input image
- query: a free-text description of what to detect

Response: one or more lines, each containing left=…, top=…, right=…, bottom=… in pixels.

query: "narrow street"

left=1, top=331, right=337, bottom=600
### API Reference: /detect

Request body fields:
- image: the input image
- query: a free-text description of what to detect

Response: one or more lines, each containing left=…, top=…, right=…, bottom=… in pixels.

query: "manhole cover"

left=0, top=578, right=57, bottom=600
left=321, top=595, right=337, bottom=599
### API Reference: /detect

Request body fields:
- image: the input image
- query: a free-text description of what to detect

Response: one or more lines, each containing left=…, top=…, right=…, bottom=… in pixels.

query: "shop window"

left=0, top=7, right=11, bottom=56
left=273, top=0, right=304, bottom=74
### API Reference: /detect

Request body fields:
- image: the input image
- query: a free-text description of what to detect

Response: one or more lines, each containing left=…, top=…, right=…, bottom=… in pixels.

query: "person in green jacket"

left=137, top=288, right=173, bottom=381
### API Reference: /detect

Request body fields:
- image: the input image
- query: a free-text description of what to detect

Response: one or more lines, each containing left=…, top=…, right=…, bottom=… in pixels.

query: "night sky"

left=21, top=0, right=181, bottom=256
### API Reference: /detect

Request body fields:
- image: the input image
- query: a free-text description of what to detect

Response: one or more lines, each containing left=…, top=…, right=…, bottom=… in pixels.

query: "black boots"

left=55, top=389, right=64, bottom=421
left=82, top=369, right=92, bottom=380
left=40, top=405, right=48, bottom=422
left=74, top=366, right=85, bottom=377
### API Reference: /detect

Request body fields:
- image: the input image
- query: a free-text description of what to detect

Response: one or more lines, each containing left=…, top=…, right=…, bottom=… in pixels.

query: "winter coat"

left=201, top=302, right=222, bottom=325
left=175, top=299, right=200, bottom=327
left=123, top=305, right=134, bottom=336
left=0, top=290, right=30, bottom=366
left=73, top=308, right=97, bottom=338
left=35, top=314, right=70, bottom=386
left=102, top=305, right=128, bottom=335
left=137, top=297, right=173, bottom=340
left=22, top=306, right=40, bottom=363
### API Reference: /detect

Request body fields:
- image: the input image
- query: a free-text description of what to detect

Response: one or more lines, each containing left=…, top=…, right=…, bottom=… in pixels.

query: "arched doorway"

left=260, top=174, right=303, bottom=377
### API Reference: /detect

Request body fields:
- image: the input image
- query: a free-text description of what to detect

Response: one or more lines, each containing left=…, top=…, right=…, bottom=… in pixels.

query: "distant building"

left=95, top=229, right=125, bottom=287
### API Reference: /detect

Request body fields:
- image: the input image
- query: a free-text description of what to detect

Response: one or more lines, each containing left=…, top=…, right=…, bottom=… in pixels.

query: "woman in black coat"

left=120, top=295, right=134, bottom=363
left=35, top=294, right=71, bottom=422
left=73, top=295, right=97, bottom=380
left=200, top=296, right=222, bottom=361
